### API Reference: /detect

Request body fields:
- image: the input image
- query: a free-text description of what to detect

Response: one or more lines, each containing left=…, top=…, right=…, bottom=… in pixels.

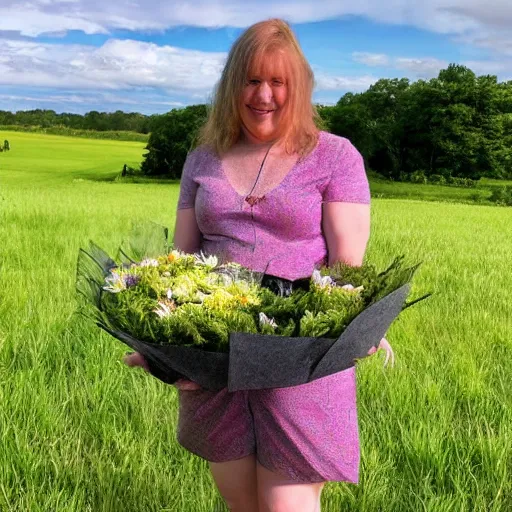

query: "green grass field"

left=1, top=131, right=511, bottom=511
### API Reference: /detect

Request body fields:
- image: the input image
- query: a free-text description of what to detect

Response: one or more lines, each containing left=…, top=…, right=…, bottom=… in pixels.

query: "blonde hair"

left=197, top=18, right=321, bottom=158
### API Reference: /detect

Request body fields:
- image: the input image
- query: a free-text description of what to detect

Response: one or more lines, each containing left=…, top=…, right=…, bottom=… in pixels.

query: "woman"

left=127, top=18, right=372, bottom=512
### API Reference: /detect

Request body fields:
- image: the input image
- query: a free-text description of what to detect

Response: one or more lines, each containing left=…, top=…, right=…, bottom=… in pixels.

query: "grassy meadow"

left=0, top=130, right=511, bottom=511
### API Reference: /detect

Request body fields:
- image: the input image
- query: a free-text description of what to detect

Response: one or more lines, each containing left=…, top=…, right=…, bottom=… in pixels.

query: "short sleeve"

left=322, top=138, right=370, bottom=204
left=177, top=149, right=200, bottom=210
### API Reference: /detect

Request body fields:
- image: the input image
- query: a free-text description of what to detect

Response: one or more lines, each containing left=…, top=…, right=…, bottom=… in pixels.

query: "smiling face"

left=239, top=50, right=289, bottom=144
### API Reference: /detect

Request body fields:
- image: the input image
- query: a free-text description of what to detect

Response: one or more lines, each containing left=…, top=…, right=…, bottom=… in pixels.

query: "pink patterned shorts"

left=177, top=367, right=360, bottom=483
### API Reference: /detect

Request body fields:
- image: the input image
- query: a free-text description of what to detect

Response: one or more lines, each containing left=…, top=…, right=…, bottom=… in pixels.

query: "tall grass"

left=0, top=132, right=510, bottom=511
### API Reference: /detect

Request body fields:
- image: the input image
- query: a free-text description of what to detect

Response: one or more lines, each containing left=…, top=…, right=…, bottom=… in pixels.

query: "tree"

left=141, top=105, right=208, bottom=177
left=327, top=79, right=410, bottom=179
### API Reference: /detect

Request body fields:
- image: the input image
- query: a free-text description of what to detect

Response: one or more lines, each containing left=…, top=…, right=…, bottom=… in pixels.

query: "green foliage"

left=489, top=185, right=512, bottom=206
left=101, top=289, right=161, bottom=341
left=300, top=309, right=350, bottom=338
left=428, top=174, right=446, bottom=185
left=319, top=64, right=512, bottom=182
left=87, top=253, right=265, bottom=352
left=446, top=176, right=477, bottom=188
left=328, top=257, right=422, bottom=305
left=409, top=170, right=428, bottom=184
left=399, top=171, right=477, bottom=188
left=161, top=304, right=258, bottom=350
left=140, top=105, right=208, bottom=178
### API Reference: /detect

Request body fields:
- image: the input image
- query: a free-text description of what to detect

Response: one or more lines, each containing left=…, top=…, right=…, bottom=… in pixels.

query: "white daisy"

left=139, top=258, right=159, bottom=267
left=259, top=312, right=278, bottom=329
left=194, top=251, right=219, bottom=268
left=311, top=270, right=334, bottom=288
left=154, top=302, right=173, bottom=318
left=103, top=271, right=126, bottom=293
left=341, top=284, right=364, bottom=292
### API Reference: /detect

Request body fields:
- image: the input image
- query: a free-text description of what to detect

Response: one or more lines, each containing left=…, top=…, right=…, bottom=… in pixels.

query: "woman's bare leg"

left=209, top=454, right=259, bottom=512
left=256, top=462, right=324, bottom=512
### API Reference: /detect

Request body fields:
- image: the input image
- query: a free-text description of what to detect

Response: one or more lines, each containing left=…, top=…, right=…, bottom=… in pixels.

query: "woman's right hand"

left=123, top=352, right=202, bottom=390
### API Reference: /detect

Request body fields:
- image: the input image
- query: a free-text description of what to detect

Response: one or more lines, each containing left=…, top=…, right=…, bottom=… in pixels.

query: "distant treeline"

left=0, top=125, right=149, bottom=142
left=3, top=64, right=512, bottom=180
left=319, top=64, right=512, bottom=181
left=0, top=109, right=157, bottom=134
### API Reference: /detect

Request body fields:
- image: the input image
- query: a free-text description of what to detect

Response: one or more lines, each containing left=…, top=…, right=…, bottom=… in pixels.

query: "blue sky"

left=0, top=0, right=511, bottom=114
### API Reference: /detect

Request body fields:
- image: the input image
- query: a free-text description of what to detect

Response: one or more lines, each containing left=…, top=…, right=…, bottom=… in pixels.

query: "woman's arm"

left=322, top=201, right=394, bottom=364
left=321, top=202, right=370, bottom=267
left=172, top=207, right=202, bottom=254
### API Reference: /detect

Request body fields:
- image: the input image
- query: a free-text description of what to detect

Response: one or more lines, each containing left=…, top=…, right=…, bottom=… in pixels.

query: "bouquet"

left=76, top=224, right=429, bottom=391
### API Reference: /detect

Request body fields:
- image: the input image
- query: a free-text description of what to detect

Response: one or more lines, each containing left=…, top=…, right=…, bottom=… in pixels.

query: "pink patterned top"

left=177, top=130, right=370, bottom=281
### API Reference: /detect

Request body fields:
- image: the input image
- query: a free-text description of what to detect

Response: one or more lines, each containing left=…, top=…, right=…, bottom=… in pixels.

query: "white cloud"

left=456, top=33, right=512, bottom=58
left=460, top=60, right=512, bottom=79
left=313, top=98, right=337, bottom=106
left=394, top=57, right=448, bottom=78
left=352, top=52, right=447, bottom=79
left=315, top=73, right=377, bottom=92
left=352, top=52, right=390, bottom=67
left=0, top=5, right=107, bottom=38
left=0, top=0, right=510, bottom=56
left=0, top=92, right=184, bottom=108
left=353, top=51, right=512, bottom=80
left=0, top=39, right=227, bottom=91
left=0, top=37, right=374, bottom=113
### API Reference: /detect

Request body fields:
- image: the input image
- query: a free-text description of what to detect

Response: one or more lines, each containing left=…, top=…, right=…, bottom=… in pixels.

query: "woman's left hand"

left=123, top=352, right=202, bottom=390
left=367, top=337, right=395, bottom=367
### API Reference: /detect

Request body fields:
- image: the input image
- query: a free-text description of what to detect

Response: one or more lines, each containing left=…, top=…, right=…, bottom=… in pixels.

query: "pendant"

left=245, top=195, right=266, bottom=206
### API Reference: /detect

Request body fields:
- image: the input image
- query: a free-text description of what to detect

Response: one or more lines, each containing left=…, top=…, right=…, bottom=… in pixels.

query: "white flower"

left=154, top=302, right=173, bottom=318
left=139, top=258, right=159, bottom=267
left=103, top=271, right=126, bottom=293
left=194, top=251, right=219, bottom=268
left=166, top=289, right=173, bottom=299
left=259, top=312, right=278, bottom=329
left=311, top=270, right=334, bottom=288
left=341, top=284, right=364, bottom=292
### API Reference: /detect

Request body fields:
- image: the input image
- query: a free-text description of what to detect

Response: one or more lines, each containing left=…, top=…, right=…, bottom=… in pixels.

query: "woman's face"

left=239, top=52, right=289, bottom=144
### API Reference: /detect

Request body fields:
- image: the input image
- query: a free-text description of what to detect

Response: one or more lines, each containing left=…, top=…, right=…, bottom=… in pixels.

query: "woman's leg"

left=256, top=462, right=324, bottom=512
left=209, top=454, right=259, bottom=512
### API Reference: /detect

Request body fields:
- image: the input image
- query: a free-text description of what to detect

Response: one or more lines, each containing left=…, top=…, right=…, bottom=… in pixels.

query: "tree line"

left=0, top=109, right=156, bottom=133
left=320, top=64, right=512, bottom=181
left=2, top=64, right=511, bottom=181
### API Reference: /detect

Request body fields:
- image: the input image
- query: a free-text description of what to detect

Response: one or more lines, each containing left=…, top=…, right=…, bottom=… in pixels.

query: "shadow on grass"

left=73, top=170, right=180, bottom=186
